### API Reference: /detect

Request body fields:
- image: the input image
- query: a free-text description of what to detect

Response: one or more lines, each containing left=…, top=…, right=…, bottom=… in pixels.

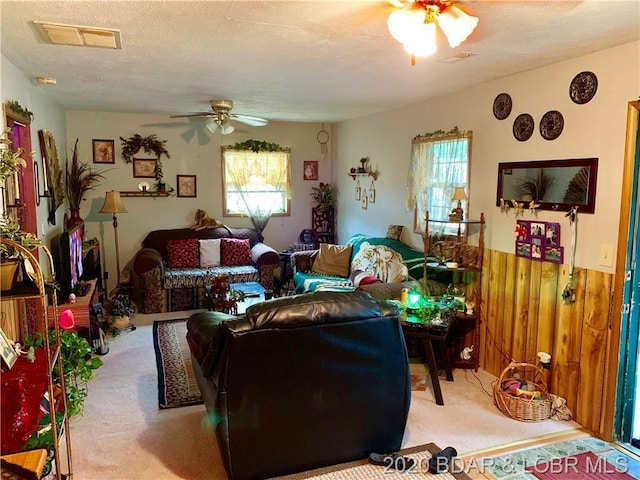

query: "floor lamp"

left=99, top=191, right=128, bottom=292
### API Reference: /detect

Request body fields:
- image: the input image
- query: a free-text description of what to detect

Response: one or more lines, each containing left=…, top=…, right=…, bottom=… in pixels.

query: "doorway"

left=614, top=100, right=640, bottom=451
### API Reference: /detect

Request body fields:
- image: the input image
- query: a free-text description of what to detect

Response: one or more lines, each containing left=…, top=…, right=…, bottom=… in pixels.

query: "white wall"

left=1, top=55, right=67, bottom=243
left=65, top=112, right=332, bottom=280
left=334, top=41, right=640, bottom=273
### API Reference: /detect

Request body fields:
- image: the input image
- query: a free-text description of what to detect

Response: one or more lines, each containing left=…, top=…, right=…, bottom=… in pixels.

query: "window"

left=406, top=129, right=472, bottom=235
left=222, top=147, right=291, bottom=218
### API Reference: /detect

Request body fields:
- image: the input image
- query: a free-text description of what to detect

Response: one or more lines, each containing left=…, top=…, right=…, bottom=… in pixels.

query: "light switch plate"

left=599, top=244, right=614, bottom=267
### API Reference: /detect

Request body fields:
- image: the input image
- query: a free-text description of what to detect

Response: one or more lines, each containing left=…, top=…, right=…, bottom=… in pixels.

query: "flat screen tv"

left=51, top=224, right=84, bottom=304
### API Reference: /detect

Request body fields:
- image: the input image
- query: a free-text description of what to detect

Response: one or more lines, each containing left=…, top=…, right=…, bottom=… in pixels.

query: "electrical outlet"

left=599, top=244, right=614, bottom=267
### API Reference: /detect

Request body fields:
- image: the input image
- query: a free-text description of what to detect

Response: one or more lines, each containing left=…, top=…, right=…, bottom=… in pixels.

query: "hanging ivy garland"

left=119, top=134, right=170, bottom=163
left=413, top=126, right=461, bottom=140
left=6, top=100, right=34, bottom=120
left=231, top=139, right=288, bottom=153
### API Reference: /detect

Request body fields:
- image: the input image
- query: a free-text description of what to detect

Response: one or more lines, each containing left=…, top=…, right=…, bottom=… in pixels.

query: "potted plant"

left=310, top=182, right=334, bottom=209
left=107, top=288, right=135, bottom=330
left=66, top=139, right=108, bottom=227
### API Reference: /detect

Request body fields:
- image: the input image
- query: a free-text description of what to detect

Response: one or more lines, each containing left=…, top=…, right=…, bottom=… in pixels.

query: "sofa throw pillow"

left=349, top=269, right=382, bottom=288
left=167, top=238, right=199, bottom=268
left=351, top=242, right=408, bottom=283
left=199, top=239, right=222, bottom=267
left=386, top=225, right=405, bottom=241
left=311, top=244, right=352, bottom=277
left=221, top=238, right=252, bottom=266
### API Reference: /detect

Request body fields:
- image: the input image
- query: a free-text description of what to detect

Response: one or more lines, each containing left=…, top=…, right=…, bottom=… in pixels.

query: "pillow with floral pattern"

left=167, top=238, right=199, bottom=268
left=221, top=238, right=252, bottom=266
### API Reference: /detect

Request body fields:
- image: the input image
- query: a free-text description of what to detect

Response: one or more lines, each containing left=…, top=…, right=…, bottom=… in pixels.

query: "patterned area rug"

left=153, top=319, right=431, bottom=409
left=153, top=319, right=202, bottom=409
left=275, top=443, right=472, bottom=480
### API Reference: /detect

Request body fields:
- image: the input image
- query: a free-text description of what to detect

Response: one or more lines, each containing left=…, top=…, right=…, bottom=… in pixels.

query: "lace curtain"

left=222, top=147, right=291, bottom=233
left=406, top=130, right=472, bottom=235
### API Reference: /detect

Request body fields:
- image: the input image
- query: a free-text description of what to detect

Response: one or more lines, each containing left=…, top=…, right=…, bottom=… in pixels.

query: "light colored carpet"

left=68, top=309, right=580, bottom=480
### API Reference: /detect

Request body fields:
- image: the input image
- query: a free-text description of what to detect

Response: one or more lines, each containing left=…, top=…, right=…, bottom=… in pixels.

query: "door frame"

left=603, top=100, right=640, bottom=441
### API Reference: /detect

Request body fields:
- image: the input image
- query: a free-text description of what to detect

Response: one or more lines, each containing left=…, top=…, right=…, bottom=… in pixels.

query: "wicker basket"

left=493, top=361, right=552, bottom=422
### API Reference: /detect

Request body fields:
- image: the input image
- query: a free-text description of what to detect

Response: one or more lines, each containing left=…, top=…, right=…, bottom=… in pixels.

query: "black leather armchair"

left=186, top=291, right=411, bottom=480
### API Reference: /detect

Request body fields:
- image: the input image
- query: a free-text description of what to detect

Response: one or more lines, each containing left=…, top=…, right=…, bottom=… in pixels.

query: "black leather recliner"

left=186, top=291, right=411, bottom=480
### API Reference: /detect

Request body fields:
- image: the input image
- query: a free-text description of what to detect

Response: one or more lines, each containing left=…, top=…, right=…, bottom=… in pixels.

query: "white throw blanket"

left=351, top=242, right=408, bottom=283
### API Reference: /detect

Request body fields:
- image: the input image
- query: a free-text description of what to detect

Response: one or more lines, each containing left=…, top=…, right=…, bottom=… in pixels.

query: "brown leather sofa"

left=186, top=291, right=411, bottom=480
left=131, top=226, right=279, bottom=313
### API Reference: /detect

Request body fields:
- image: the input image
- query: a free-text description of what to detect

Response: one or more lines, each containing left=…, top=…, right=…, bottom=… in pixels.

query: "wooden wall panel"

left=479, top=249, right=612, bottom=434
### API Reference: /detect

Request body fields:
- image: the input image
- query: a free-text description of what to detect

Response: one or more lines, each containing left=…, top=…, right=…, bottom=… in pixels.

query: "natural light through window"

left=406, top=129, right=472, bottom=235
left=222, top=147, right=291, bottom=217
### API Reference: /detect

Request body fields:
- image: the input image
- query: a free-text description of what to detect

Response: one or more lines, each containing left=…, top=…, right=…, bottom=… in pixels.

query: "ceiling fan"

left=170, top=100, right=269, bottom=134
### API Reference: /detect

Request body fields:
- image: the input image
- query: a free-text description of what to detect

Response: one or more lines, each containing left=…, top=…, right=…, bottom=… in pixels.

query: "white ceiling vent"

left=33, top=21, right=121, bottom=49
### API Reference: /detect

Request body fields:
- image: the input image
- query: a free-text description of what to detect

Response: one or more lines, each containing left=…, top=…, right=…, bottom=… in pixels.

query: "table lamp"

left=99, top=191, right=127, bottom=286
left=450, top=187, right=468, bottom=221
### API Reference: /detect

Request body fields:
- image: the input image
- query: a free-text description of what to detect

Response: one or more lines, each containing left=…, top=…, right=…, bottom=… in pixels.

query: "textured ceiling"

left=1, top=1, right=639, bottom=124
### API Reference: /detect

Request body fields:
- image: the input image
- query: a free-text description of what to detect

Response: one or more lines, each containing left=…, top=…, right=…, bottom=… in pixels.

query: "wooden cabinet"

left=423, top=211, right=485, bottom=370
left=312, top=206, right=335, bottom=245
left=0, top=238, right=72, bottom=479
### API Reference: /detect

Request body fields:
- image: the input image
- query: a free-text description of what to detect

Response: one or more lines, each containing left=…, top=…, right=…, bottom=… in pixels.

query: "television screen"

left=51, top=224, right=85, bottom=303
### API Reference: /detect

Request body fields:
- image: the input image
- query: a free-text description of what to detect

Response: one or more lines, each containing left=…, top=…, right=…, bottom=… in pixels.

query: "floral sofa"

left=290, top=234, right=427, bottom=299
left=131, top=226, right=279, bottom=313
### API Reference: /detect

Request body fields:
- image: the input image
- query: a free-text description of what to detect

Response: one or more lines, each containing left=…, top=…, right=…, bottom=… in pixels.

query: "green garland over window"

left=6, top=101, right=34, bottom=120
left=120, top=134, right=170, bottom=163
left=413, top=126, right=460, bottom=140
left=231, top=139, right=288, bottom=153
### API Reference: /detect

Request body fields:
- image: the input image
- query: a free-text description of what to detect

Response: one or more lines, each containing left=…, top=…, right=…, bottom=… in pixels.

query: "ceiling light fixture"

left=387, top=0, right=478, bottom=65
left=205, top=116, right=235, bottom=135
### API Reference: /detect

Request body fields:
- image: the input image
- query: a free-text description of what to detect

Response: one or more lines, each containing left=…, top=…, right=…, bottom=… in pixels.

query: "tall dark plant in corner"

left=66, top=139, right=109, bottom=210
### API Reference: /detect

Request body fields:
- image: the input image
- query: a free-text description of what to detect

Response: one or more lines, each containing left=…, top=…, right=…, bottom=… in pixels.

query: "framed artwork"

left=34, top=161, right=40, bottom=206
left=177, top=175, right=197, bottom=198
left=361, top=190, right=368, bottom=209
left=92, top=139, right=115, bottom=164
left=303, top=161, right=318, bottom=181
left=514, top=220, right=563, bottom=264
left=0, top=328, right=17, bottom=369
left=133, top=158, right=157, bottom=178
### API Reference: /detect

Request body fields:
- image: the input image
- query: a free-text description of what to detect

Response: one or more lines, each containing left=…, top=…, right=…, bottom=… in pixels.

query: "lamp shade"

left=205, top=118, right=220, bottom=134
left=220, top=119, right=235, bottom=135
left=99, top=191, right=128, bottom=214
left=438, top=5, right=479, bottom=48
left=451, top=186, right=468, bottom=201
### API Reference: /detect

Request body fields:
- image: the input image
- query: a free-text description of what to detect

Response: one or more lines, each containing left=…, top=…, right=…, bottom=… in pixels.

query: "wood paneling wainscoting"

left=476, top=248, right=613, bottom=435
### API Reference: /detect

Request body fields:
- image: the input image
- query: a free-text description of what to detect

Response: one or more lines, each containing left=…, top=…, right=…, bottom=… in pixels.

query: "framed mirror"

left=496, top=158, right=598, bottom=214
left=38, top=129, right=64, bottom=224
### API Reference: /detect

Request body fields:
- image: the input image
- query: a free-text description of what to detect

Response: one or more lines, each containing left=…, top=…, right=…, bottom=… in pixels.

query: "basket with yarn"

left=493, top=361, right=552, bottom=422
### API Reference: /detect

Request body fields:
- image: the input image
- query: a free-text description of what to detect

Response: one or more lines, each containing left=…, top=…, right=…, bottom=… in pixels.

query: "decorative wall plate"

left=539, top=110, right=564, bottom=140
left=569, top=71, right=598, bottom=104
left=493, top=93, right=512, bottom=120
left=512, top=113, right=534, bottom=141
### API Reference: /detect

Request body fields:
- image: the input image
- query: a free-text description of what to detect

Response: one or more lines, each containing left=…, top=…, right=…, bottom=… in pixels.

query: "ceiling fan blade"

left=231, top=114, right=269, bottom=127
left=169, top=113, right=215, bottom=119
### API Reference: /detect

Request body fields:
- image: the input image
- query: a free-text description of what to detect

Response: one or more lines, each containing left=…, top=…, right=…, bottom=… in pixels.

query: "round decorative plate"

left=539, top=110, right=564, bottom=140
left=493, top=93, right=512, bottom=120
left=512, top=113, right=534, bottom=141
left=569, top=71, right=598, bottom=104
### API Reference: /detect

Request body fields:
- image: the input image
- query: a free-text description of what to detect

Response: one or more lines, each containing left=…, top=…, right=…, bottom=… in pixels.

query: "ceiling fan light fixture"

left=438, top=5, right=479, bottom=48
left=388, top=1, right=478, bottom=64
left=220, top=120, right=235, bottom=135
left=205, top=118, right=219, bottom=134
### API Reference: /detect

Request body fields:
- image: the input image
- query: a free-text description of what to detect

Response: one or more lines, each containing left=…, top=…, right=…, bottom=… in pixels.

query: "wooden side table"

left=401, top=312, right=457, bottom=406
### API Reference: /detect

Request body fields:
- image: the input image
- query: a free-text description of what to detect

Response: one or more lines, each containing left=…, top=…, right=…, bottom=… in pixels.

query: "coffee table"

left=400, top=311, right=457, bottom=406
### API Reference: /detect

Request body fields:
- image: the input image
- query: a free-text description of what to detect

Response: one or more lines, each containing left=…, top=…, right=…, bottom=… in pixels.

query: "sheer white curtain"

left=223, top=147, right=291, bottom=233
left=406, top=130, right=472, bottom=235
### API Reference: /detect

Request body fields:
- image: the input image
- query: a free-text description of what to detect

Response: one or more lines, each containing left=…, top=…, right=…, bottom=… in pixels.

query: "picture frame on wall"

left=177, top=175, right=197, bottom=198
left=92, top=139, right=115, bottom=164
left=133, top=158, right=157, bottom=178
left=514, top=219, right=563, bottom=264
left=0, top=328, right=18, bottom=369
left=303, top=161, right=318, bottom=181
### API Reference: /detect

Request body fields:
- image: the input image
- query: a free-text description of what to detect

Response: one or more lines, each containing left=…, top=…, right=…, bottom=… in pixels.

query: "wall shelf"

left=119, top=191, right=169, bottom=198
left=348, top=171, right=378, bottom=181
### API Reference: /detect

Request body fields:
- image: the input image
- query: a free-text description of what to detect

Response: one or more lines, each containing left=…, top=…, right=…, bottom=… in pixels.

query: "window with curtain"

left=406, top=129, right=472, bottom=235
left=222, top=145, right=291, bottom=232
